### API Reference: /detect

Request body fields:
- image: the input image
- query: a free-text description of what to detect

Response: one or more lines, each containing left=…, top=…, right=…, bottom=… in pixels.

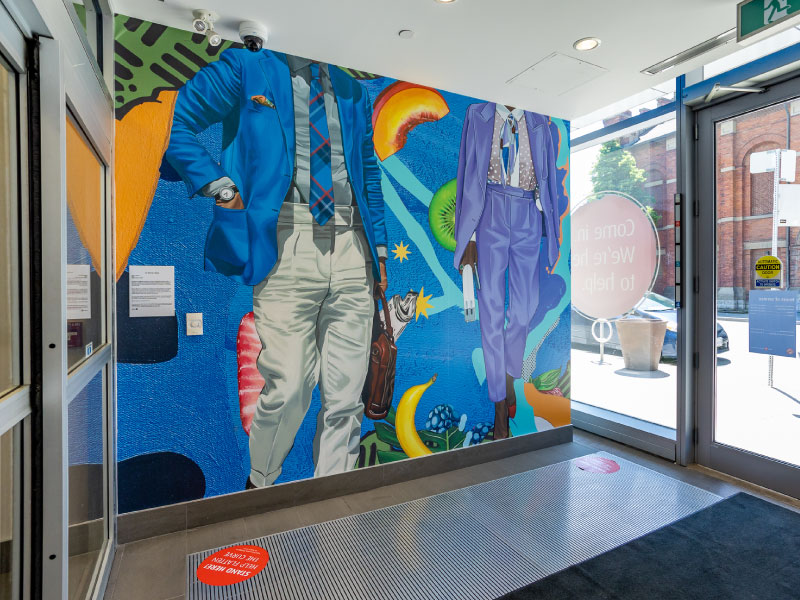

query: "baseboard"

left=117, top=425, right=573, bottom=544
left=571, top=401, right=676, bottom=461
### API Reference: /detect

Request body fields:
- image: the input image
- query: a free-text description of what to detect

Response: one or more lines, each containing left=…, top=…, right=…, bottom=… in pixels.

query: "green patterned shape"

left=114, top=15, right=242, bottom=118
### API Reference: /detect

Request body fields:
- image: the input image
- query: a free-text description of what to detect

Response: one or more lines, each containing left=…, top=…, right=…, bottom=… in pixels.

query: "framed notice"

left=129, top=265, right=175, bottom=318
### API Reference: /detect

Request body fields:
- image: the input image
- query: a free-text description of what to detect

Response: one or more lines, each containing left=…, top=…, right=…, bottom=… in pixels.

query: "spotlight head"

left=206, top=29, right=222, bottom=47
left=192, top=18, right=208, bottom=33
left=191, top=9, right=218, bottom=37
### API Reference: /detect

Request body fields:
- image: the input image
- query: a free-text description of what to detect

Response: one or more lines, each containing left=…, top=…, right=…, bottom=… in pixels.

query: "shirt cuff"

left=200, top=176, right=235, bottom=198
left=376, top=245, right=388, bottom=259
left=470, top=233, right=476, bottom=242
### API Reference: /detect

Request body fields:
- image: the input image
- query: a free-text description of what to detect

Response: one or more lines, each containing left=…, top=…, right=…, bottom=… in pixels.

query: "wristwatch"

left=215, top=184, right=238, bottom=204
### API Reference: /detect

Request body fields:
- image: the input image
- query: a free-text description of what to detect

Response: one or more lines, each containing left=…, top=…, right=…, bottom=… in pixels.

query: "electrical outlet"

left=186, top=312, right=203, bottom=336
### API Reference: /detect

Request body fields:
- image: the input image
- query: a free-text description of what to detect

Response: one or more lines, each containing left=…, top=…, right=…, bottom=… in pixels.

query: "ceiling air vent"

left=507, top=52, right=608, bottom=96
left=642, top=28, right=736, bottom=75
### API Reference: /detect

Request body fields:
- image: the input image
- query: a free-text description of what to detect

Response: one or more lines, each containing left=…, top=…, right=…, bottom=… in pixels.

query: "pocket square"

left=250, top=95, right=275, bottom=109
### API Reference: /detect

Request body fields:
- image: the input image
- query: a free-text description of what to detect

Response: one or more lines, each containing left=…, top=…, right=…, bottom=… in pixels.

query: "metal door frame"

left=695, top=74, right=800, bottom=499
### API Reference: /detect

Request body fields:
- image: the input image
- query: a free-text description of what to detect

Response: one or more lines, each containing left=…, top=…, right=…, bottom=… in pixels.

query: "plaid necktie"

left=500, top=114, right=518, bottom=185
left=308, top=63, right=334, bottom=226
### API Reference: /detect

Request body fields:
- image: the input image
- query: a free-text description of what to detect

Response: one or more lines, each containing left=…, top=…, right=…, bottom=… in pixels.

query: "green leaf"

left=376, top=450, right=409, bottom=464
left=114, top=15, right=242, bottom=118
left=445, top=426, right=467, bottom=450
left=417, top=430, right=446, bottom=450
left=384, top=407, right=396, bottom=427
left=558, top=362, right=571, bottom=398
left=533, top=368, right=561, bottom=391
left=417, top=427, right=467, bottom=452
left=373, top=422, right=401, bottom=449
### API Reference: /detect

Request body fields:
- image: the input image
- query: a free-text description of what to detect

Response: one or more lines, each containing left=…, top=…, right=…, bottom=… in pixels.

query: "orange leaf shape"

left=66, top=118, right=103, bottom=273
left=114, top=90, right=178, bottom=280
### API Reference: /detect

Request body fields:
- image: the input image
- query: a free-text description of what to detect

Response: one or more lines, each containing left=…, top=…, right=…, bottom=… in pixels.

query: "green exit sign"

left=738, top=0, right=800, bottom=42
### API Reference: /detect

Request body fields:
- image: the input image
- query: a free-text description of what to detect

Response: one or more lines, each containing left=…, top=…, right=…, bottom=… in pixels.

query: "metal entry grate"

left=187, top=452, right=720, bottom=600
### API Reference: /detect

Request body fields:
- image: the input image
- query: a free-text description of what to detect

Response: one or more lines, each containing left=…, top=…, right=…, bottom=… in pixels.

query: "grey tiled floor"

left=104, top=431, right=800, bottom=600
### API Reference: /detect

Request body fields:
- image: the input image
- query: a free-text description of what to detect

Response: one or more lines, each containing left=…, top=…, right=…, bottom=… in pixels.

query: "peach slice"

left=372, top=82, right=449, bottom=161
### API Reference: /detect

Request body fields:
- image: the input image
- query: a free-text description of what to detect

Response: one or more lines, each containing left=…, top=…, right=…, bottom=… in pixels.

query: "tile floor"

left=103, top=430, right=800, bottom=600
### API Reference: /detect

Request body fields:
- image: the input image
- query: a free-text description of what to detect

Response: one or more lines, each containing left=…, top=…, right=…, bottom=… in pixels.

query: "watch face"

left=219, top=188, right=234, bottom=201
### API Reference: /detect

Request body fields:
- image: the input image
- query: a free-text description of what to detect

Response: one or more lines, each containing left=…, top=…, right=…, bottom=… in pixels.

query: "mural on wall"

left=114, top=15, right=571, bottom=511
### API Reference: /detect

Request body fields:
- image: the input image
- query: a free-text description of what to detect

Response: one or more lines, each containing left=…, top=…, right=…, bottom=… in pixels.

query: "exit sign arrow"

left=738, top=0, right=800, bottom=42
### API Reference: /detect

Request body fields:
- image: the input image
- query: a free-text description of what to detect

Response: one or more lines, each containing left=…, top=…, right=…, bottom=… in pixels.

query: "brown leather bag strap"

left=376, top=286, right=394, bottom=340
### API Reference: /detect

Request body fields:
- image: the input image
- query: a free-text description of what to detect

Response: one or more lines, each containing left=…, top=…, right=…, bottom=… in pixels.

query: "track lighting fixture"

left=192, top=9, right=222, bottom=47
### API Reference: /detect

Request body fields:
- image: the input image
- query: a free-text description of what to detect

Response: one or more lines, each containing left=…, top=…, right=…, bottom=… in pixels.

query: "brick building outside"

left=623, top=100, right=800, bottom=312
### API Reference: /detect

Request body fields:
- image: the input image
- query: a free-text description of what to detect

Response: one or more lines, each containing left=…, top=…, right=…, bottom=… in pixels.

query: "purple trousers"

left=476, top=183, right=541, bottom=403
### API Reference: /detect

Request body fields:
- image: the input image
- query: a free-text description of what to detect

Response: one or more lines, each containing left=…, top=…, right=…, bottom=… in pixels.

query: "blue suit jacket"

left=453, top=102, right=561, bottom=270
left=164, top=49, right=386, bottom=286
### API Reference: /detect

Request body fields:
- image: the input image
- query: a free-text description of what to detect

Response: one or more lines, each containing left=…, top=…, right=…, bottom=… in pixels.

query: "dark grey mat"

left=500, top=492, right=800, bottom=600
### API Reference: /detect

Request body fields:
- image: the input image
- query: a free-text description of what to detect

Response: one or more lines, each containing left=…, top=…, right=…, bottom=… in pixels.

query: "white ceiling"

left=114, top=0, right=753, bottom=121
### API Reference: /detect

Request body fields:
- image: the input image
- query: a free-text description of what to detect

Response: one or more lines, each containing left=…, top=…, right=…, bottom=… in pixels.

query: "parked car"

left=572, top=291, right=729, bottom=360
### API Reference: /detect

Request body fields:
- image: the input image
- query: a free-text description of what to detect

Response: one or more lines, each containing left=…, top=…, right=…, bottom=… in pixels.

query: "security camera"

left=239, top=21, right=268, bottom=52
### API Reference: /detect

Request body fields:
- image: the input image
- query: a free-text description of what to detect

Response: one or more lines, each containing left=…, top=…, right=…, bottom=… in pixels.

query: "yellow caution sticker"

left=754, top=255, right=782, bottom=288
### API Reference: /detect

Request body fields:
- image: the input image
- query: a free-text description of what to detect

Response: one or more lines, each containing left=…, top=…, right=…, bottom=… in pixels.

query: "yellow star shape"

left=415, top=287, right=433, bottom=321
left=392, top=241, right=411, bottom=262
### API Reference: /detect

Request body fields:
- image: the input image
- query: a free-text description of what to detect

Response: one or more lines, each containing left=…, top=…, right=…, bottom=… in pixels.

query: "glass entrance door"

left=696, top=78, right=800, bottom=498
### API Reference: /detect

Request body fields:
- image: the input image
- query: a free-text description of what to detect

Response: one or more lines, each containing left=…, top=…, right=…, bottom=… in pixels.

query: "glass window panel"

left=714, top=101, right=800, bottom=467
left=571, top=80, right=676, bottom=141
left=571, top=118, right=678, bottom=429
left=68, top=369, right=107, bottom=600
left=0, top=425, right=19, bottom=599
left=66, top=116, right=105, bottom=371
left=70, top=1, right=103, bottom=71
left=704, top=26, right=800, bottom=80
left=0, top=57, right=18, bottom=399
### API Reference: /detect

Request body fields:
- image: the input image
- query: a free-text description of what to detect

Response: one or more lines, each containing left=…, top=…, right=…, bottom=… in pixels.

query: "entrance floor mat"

left=187, top=452, right=720, bottom=600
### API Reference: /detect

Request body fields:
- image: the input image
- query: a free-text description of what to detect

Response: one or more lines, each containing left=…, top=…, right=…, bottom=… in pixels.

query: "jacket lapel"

left=259, top=51, right=295, bottom=164
left=475, top=102, right=495, bottom=195
left=329, top=65, right=356, bottom=158
left=524, top=110, right=547, bottom=183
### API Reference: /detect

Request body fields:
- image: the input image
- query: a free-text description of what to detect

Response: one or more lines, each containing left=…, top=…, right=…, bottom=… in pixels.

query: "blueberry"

left=425, top=405, right=456, bottom=433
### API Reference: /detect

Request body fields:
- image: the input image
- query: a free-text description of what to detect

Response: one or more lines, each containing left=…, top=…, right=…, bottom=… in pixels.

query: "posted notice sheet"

left=748, top=289, right=798, bottom=357
left=66, top=264, right=91, bottom=319
left=129, top=265, right=175, bottom=318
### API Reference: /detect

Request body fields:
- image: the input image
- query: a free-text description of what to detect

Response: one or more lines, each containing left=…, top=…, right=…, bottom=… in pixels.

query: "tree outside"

left=590, top=139, right=660, bottom=223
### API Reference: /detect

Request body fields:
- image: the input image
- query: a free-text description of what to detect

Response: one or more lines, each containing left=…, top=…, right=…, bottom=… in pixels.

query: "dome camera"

left=239, top=21, right=268, bottom=52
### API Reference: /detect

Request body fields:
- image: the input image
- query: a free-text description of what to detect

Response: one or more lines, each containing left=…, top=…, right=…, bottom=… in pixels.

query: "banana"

left=395, top=374, right=437, bottom=458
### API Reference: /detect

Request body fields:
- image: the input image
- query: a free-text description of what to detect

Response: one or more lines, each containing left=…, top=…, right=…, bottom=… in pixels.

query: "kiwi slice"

left=428, top=178, right=457, bottom=252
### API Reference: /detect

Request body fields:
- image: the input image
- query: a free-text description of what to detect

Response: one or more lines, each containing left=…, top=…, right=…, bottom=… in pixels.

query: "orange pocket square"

left=250, top=95, right=276, bottom=109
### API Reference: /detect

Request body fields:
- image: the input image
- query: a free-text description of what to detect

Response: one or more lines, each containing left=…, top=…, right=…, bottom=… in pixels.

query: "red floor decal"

left=196, top=545, right=269, bottom=586
left=575, top=456, right=620, bottom=474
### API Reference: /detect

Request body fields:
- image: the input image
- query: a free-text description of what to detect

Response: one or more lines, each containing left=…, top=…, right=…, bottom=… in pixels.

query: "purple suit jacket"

left=453, top=102, right=562, bottom=269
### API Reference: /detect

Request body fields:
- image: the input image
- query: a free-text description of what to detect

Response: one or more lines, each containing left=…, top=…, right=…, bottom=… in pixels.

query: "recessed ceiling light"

left=435, top=0, right=457, bottom=3
left=573, top=37, right=601, bottom=51
left=398, top=29, right=414, bottom=39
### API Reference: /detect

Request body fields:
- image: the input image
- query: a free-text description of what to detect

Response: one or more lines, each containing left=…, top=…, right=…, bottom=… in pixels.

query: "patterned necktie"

left=501, top=114, right=518, bottom=185
left=308, top=63, right=334, bottom=225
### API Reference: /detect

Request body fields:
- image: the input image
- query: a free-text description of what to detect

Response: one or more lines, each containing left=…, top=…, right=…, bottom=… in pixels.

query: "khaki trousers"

left=249, top=203, right=374, bottom=486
